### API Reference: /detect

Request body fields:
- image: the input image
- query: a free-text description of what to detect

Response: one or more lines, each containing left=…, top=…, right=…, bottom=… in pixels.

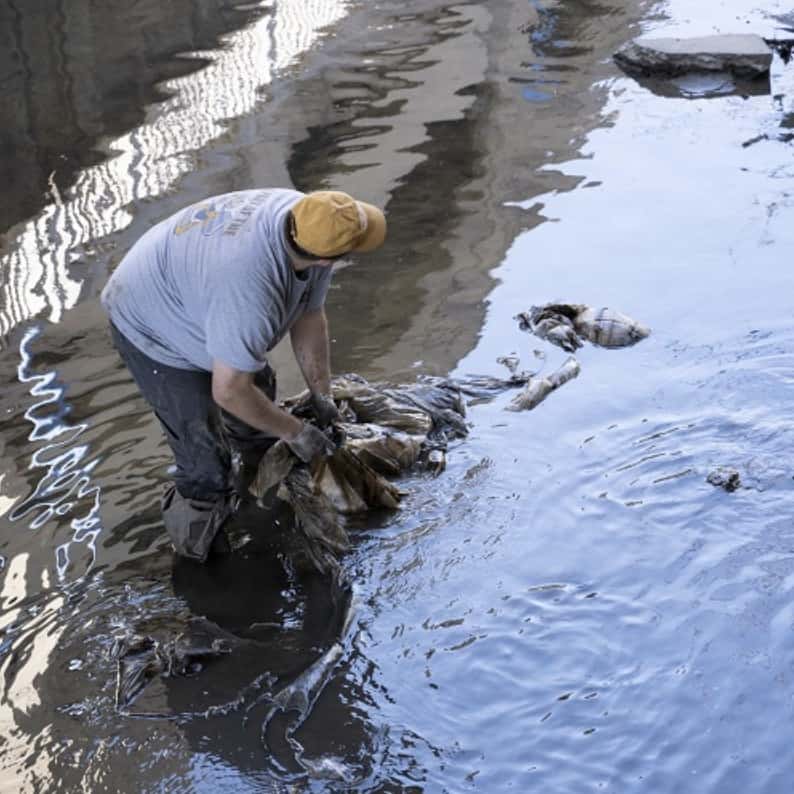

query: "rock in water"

left=706, top=467, right=741, bottom=492
left=614, top=34, right=772, bottom=79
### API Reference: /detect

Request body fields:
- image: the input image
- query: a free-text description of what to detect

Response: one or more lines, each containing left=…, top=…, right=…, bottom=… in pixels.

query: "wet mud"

left=2, top=0, right=794, bottom=791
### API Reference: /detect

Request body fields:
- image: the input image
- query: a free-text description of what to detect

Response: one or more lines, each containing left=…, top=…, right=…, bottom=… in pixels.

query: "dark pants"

left=110, top=324, right=277, bottom=561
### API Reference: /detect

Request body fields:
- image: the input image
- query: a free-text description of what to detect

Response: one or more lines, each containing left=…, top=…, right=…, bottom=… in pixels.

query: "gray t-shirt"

left=101, top=189, right=333, bottom=372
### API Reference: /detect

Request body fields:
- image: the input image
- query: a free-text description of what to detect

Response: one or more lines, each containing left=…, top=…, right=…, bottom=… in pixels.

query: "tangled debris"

left=517, top=303, right=650, bottom=352
left=248, top=305, right=650, bottom=577
left=250, top=374, right=502, bottom=578
left=113, top=618, right=237, bottom=710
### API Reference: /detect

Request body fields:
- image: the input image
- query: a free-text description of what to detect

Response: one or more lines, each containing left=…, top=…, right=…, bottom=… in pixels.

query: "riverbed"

left=1, top=0, right=794, bottom=791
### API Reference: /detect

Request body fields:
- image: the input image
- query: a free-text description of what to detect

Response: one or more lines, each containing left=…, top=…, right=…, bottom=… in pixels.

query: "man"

left=101, top=188, right=387, bottom=562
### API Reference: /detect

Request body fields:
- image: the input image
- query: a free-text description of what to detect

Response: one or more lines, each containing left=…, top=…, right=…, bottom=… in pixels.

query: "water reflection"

left=0, top=0, right=350, bottom=342
left=10, top=327, right=102, bottom=578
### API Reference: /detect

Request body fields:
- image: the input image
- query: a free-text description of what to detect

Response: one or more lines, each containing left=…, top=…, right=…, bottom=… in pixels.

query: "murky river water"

left=2, top=0, right=794, bottom=790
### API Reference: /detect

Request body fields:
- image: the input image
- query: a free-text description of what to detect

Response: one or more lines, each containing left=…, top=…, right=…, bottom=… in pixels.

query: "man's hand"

left=311, top=393, right=340, bottom=429
left=286, top=423, right=336, bottom=463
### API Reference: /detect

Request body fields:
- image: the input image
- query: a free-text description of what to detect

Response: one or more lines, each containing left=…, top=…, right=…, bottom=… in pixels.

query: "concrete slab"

left=614, top=33, right=773, bottom=79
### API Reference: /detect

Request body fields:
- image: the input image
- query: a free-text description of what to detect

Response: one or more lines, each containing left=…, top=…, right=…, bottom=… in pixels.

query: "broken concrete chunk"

left=614, top=34, right=772, bottom=79
left=706, top=467, right=741, bottom=492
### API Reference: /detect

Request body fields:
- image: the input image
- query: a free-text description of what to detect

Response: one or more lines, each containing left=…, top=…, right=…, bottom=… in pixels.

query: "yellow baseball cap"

left=290, top=191, right=387, bottom=258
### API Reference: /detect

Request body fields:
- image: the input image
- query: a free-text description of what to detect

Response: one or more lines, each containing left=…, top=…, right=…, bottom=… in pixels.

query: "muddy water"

left=2, top=0, right=794, bottom=790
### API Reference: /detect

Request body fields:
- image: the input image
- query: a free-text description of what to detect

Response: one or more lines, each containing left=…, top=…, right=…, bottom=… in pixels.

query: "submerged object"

left=113, top=618, right=236, bottom=710
left=507, top=356, right=581, bottom=411
left=517, top=303, right=650, bottom=351
left=256, top=584, right=357, bottom=781
left=614, top=34, right=773, bottom=79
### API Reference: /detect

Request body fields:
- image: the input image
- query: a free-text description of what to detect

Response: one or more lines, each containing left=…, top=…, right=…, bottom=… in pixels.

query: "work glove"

left=311, top=392, right=340, bottom=430
left=285, top=422, right=336, bottom=463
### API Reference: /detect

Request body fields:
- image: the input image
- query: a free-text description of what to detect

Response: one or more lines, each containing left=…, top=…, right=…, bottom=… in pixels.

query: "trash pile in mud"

left=248, top=370, right=527, bottom=579
left=112, top=301, right=649, bottom=777
left=246, top=302, right=650, bottom=580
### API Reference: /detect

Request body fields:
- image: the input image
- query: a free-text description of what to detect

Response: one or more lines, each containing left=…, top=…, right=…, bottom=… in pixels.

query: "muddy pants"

left=110, top=324, right=277, bottom=562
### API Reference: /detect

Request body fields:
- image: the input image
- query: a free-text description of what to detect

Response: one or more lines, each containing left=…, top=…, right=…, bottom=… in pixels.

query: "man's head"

left=288, top=191, right=387, bottom=263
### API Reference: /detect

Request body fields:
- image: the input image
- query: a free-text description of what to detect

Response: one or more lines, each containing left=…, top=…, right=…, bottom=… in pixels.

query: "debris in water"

left=506, top=356, right=581, bottom=412
left=516, top=303, right=650, bottom=351
left=742, top=133, right=769, bottom=148
left=614, top=34, right=773, bottom=79
left=254, top=584, right=357, bottom=780
left=251, top=374, right=501, bottom=577
left=741, top=131, right=794, bottom=148
left=427, top=448, right=446, bottom=475
left=112, top=618, right=236, bottom=710
left=706, top=467, right=741, bottom=492
left=496, top=354, right=521, bottom=375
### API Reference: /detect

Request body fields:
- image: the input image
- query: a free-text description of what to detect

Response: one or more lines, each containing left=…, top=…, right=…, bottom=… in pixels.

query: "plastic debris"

left=517, top=303, right=650, bottom=351
left=507, top=356, right=581, bottom=411
left=112, top=618, right=236, bottom=710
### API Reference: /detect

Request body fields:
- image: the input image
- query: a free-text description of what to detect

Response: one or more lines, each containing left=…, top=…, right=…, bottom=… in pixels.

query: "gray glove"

left=311, top=393, right=340, bottom=429
left=286, top=422, right=336, bottom=463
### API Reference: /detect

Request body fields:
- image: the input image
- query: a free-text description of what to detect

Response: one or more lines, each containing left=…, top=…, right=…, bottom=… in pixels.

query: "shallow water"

left=2, top=0, right=794, bottom=791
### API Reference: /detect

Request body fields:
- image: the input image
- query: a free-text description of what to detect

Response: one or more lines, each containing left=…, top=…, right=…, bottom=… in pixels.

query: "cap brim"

left=351, top=201, right=387, bottom=252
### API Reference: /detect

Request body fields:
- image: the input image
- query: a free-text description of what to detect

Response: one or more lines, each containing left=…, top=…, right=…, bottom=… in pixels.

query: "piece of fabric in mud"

left=113, top=617, right=238, bottom=710
left=249, top=439, right=402, bottom=579
left=110, top=323, right=278, bottom=561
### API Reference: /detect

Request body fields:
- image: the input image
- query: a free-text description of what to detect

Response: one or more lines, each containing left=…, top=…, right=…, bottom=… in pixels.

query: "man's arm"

left=290, top=307, right=331, bottom=396
left=212, top=360, right=303, bottom=439
left=212, top=360, right=335, bottom=462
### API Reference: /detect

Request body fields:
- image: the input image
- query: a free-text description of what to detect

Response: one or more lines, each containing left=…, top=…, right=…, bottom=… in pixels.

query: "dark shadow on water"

left=625, top=71, right=771, bottom=99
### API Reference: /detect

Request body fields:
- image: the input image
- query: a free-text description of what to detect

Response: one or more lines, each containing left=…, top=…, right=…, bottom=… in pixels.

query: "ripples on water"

left=2, top=0, right=794, bottom=790
left=353, top=323, right=794, bottom=792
